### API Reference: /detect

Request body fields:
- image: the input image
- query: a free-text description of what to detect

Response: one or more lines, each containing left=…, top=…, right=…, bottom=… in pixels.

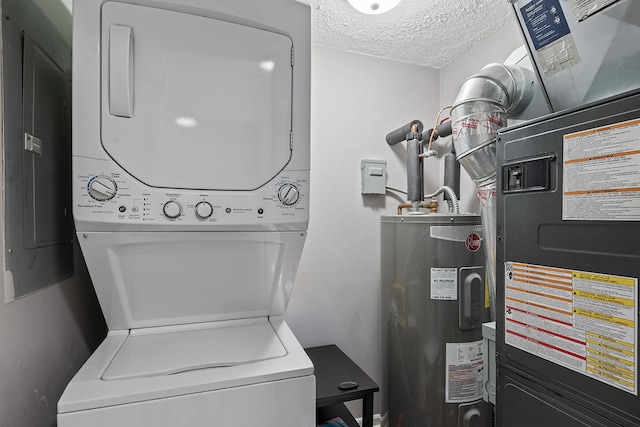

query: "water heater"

left=380, top=214, right=491, bottom=427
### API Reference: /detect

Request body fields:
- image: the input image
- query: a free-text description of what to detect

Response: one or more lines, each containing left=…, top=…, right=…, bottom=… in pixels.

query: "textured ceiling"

left=310, top=0, right=516, bottom=68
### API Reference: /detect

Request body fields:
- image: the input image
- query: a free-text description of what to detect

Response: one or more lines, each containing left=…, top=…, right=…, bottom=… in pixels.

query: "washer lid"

left=102, top=319, right=286, bottom=380
left=100, top=2, right=294, bottom=191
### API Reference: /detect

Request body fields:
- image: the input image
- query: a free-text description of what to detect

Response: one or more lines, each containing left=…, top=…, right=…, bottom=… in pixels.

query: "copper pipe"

left=428, top=105, right=452, bottom=151
left=424, top=200, right=439, bottom=213
left=397, top=200, right=439, bottom=215
left=397, top=202, right=413, bottom=215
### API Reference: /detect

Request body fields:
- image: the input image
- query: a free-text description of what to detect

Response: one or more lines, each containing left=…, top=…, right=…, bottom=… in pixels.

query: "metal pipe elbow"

left=450, top=63, right=534, bottom=187
left=452, top=63, right=533, bottom=114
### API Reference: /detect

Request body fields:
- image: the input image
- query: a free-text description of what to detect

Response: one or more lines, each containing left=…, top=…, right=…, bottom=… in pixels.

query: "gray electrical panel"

left=2, top=0, right=73, bottom=299
left=496, top=90, right=640, bottom=426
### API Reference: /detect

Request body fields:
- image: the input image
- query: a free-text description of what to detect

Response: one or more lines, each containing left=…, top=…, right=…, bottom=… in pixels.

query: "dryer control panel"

left=74, top=157, right=308, bottom=231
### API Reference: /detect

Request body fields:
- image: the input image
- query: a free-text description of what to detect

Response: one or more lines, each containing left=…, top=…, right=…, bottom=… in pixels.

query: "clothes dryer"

left=58, top=1, right=313, bottom=425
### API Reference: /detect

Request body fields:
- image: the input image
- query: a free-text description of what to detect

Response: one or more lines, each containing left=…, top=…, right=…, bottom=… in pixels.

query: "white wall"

left=287, top=21, right=526, bottom=417
left=0, top=253, right=106, bottom=426
left=285, top=45, right=441, bottom=415
left=0, top=2, right=106, bottom=426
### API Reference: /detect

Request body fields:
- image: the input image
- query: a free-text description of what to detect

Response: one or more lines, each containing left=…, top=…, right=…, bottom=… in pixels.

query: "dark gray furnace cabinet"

left=496, top=89, right=640, bottom=427
left=2, top=0, right=73, bottom=299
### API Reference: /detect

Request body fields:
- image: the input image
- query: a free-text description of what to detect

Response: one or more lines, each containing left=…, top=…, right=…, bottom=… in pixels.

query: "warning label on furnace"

left=445, top=341, right=484, bottom=403
left=563, top=118, right=640, bottom=221
left=505, top=262, right=637, bottom=394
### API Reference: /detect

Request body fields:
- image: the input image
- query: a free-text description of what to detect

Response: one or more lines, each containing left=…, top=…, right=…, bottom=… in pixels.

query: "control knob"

left=88, top=176, right=117, bottom=201
left=163, top=200, right=182, bottom=219
left=278, top=183, right=300, bottom=206
left=195, top=201, right=213, bottom=219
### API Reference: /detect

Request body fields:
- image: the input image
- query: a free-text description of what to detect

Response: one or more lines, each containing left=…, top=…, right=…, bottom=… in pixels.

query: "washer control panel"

left=74, top=158, right=308, bottom=228
left=88, top=175, right=118, bottom=201
left=195, top=201, right=214, bottom=219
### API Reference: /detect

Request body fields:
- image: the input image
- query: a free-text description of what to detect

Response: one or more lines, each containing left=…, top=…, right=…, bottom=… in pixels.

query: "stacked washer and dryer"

left=57, top=0, right=313, bottom=425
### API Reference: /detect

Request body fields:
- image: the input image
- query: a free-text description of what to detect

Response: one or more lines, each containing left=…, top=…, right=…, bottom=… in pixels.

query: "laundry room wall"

left=285, top=44, right=441, bottom=416
left=287, top=21, right=526, bottom=418
left=0, top=1, right=106, bottom=426
left=0, top=1, right=526, bottom=424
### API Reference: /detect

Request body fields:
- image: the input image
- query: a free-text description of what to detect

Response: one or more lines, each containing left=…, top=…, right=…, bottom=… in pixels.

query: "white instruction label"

left=563, top=118, right=640, bottom=221
left=521, top=0, right=581, bottom=75
left=445, top=341, right=485, bottom=403
left=505, top=262, right=637, bottom=395
left=431, top=268, right=458, bottom=300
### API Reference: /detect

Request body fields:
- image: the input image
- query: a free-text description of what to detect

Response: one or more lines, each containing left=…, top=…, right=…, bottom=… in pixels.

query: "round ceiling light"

left=347, top=0, right=402, bottom=14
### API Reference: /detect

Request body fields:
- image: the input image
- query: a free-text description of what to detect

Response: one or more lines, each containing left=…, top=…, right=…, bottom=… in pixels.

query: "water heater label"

left=563, top=118, right=640, bottom=221
left=505, top=261, right=637, bottom=395
left=445, top=341, right=485, bottom=403
left=431, top=268, right=458, bottom=300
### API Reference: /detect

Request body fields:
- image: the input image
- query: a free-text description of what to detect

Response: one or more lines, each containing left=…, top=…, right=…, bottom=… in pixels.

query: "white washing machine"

left=58, top=0, right=313, bottom=425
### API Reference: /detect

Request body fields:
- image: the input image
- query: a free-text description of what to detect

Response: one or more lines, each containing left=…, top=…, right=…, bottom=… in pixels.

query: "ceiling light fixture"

left=347, top=0, right=402, bottom=14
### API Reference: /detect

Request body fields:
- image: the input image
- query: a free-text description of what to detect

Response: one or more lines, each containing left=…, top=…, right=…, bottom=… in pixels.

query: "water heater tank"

left=380, top=214, right=492, bottom=427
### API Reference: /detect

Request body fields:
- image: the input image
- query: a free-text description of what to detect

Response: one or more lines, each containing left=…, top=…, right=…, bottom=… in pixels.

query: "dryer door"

left=100, top=2, right=293, bottom=191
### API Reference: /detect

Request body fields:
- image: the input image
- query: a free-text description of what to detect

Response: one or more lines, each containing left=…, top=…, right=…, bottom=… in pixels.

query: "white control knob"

left=88, top=176, right=117, bottom=201
left=278, top=184, right=300, bottom=206
left=163, top=201, right=182, bottom=219
left=195, top=201, right=213, bottom=219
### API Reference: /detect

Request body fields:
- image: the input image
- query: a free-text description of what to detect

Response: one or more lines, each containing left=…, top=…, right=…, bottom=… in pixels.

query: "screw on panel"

left=83, top=234, right=88, bottom=239
left=8, top=249, right=13, bottom=254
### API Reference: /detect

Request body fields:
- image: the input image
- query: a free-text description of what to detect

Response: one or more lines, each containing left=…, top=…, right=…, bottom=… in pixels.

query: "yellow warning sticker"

left=505, top=261, right=637, bottom=395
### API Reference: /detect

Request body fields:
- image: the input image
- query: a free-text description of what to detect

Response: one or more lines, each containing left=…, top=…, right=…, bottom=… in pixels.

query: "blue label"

left=520, top=0, right=571, bottom=51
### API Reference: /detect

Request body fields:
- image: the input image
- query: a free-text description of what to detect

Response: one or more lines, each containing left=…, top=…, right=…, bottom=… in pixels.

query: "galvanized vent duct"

left=450, top=63, right=534, bottom=320
left=451, top=63, right=534, bottom=187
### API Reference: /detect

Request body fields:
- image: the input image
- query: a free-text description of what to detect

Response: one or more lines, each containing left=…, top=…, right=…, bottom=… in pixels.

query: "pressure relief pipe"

left=450, top=63, right=534, bottom=320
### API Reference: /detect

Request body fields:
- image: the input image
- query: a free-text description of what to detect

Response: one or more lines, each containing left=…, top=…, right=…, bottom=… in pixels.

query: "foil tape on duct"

left=450, top=63, right=533, bottom=320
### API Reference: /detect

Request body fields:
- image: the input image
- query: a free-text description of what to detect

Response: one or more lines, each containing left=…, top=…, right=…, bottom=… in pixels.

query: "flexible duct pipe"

left=450, top=63, right=534, bottom=320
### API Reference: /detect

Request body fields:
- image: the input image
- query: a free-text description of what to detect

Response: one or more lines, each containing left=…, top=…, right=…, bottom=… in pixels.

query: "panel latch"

left=24, top=133, right=42, bottom=156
